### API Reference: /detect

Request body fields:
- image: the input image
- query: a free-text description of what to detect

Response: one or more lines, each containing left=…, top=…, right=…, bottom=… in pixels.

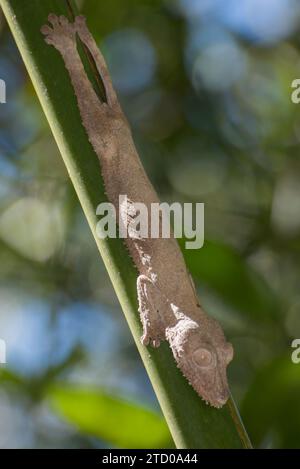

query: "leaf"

left=48, top=385, right=172, bottom=448
left=182, top=239, right=278, bottom=322
left=241, top=356, right=300, bottom=448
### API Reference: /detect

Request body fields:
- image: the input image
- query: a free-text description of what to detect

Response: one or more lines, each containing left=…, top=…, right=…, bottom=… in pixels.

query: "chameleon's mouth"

left=195, top=378, right=230, bottom=408
left=207, top=390, right=229, bottom=408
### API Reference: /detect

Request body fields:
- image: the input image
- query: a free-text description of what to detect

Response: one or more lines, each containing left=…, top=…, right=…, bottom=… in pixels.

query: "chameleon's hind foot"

left=41, top=14, right=76, bottom=52
left=74, top=15, right=91, bottom=42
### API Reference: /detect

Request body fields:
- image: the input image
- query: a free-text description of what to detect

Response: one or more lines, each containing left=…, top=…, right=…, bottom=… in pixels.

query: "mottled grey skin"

left=41, top=14, right=234, bottom=408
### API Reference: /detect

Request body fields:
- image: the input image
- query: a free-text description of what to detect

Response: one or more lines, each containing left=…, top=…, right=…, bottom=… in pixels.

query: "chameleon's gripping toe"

left=41, top=14, right=77, bottom=52
left=74, top=15, right=90, bottom=40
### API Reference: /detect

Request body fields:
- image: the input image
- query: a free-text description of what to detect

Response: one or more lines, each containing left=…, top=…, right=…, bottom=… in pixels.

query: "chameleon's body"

left=41, top=14, right=233, bottom=408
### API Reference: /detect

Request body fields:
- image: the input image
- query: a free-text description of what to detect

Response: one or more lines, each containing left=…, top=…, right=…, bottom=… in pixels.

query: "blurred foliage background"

left=0, top=0, right=300, bottom=448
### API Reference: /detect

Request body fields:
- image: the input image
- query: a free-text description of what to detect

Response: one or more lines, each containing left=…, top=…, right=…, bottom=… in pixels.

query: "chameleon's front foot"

left=137, top=275, right=164, bottom=348
left=141, top=328, right=161, bottom=348
left=41, top=14, right=76, bottom=52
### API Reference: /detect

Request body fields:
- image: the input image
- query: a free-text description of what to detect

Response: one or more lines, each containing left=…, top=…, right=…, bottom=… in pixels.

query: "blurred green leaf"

left=48, top=385, right=172, bottom=448
left=182, top=239, right=278, bottom=322
left=241, top=356, right=300, bottom=448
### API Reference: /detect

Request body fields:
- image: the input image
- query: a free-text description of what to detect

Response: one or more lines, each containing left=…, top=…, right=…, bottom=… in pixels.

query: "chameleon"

left=41, top=14, right=234, bottom=408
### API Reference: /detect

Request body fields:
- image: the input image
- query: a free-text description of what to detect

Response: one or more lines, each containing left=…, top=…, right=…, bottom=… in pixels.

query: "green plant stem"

left=0, top=0, right=251, bottom=448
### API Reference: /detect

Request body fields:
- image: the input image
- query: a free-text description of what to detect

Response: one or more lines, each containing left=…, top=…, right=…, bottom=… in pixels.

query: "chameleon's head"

left=166, top=317, right=233, bottom=408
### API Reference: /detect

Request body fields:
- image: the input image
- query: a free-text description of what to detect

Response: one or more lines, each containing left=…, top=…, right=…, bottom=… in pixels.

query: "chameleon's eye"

left=192, top=348, right=214, bottom=368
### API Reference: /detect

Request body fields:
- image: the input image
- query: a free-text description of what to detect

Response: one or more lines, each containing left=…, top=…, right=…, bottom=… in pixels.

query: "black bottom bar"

left=0, top=448, right=297, bottom=465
